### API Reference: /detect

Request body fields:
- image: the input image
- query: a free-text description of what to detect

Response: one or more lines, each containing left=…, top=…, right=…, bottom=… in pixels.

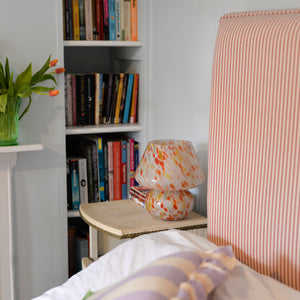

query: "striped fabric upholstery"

left=207, top=9, right=300, bottom=291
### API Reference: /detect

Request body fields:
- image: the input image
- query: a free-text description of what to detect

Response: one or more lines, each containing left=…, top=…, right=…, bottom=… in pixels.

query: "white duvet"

left=34, top=230, right=300, bottom=300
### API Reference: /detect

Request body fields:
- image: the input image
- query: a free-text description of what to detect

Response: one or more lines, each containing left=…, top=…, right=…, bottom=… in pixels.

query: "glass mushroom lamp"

left=135, top=140, right=204, bottom=220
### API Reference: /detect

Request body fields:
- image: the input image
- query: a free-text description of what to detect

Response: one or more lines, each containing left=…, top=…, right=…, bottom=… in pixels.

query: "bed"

left=34, top=8, right=300, bottom=300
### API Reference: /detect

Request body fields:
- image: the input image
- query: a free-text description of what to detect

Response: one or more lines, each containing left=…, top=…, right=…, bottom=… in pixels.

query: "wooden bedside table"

left=79, top=199, right=207, bottom=260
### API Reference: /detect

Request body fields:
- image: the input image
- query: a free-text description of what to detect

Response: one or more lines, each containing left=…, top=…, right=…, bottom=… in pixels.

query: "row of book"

left=66, top=135, right=139, bottom=210
left=65, top=72, right=139, bottom=126
left=63, top=0, right=138, bottom=41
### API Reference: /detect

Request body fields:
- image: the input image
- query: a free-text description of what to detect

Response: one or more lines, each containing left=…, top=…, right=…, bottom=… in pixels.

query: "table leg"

left=89, top=226, right=98, bottom=260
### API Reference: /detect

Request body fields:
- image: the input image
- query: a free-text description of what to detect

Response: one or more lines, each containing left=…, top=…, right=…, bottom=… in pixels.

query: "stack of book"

left=63, top=0, right=138, bottom=41
left=66, top=135, right=139, bottom=210
left=65, top=72, right=139, bottom=126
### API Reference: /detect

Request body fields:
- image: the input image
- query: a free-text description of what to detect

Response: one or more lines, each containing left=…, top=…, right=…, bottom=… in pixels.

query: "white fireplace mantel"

left=0, top=143, right=43, bottom=300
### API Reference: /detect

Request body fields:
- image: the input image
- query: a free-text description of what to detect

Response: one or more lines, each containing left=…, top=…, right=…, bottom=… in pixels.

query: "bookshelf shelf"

left=65, top=123, right=142, bottom=135
left=63, top=41, right=142, bottom=47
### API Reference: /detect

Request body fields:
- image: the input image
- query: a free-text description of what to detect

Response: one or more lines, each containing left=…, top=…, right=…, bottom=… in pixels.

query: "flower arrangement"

left=0, top=55, right=65, bottom=120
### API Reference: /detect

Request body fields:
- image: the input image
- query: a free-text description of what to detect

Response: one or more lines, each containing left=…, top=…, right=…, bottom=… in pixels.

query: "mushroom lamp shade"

left=135, top=140, right=204, bottom=220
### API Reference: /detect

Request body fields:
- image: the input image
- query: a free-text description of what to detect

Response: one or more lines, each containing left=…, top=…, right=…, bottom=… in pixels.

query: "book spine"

left=66, top=159, right=73, bottom=210
left=66, top=74, right=73, bottom=126
left=103, top=0, right=109, bottom=40
left=90, top=141, right=100, bottom=202
left=95, top=0, right=101, bottom=40
left=119, top=73, right=128, bottom=122
left=134, top=141, right=139, bottom=186
left=78, top=0, right=86, bottom=40
left=103, top=140, right=109, bottom=200
left=64, top=74, right=68, bottom=126
left=113, top=140, right=122, bottom=200
left=94, top=73, right=100, bottom=125
left=124, top=0, right=131, bottom=41
left=64, top=0, right=72, bottom=40
left=99, top=73, right=104, bottom=123
left=131, top=0, right=137, bottom=41
left=92, top=0, right=97, bottom=39
left=78, top=158, right=88, bottom=204
left=108, top=0, right=116, bottom=40
left=129, top=73, right=139, bottom=123
left=121, top=140, right=128, bottom=199
left=99, top=0, right=105, bottom=39
left=115, top=0, right=121, bottom=40
left=97, top=137, right=106, bottom=202
left=70, top=159, right=80, bottom=210
left=120, top=0, right=125, bottom=40
left=86, top=73, right=96, bottom=125
left=85, top=0, right=94, bottom=40
left=109, top=73, right=119, bottom=123
left=76, top=74, right=87, bottom=125
left=114, top=73, right=124, bottom=123
left=72, top=0, right=80, bottom=40
left=72, top=74, right=77, bottom=125
left=128, top=138, right=135, bottom=187
left=122, top=73, right=134, bottom=123
left=107, top=141, right=114, bottom=200
left=102, top=73, right=114, bottom=124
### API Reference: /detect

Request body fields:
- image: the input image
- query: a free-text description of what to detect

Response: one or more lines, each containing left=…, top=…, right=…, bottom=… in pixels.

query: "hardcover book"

left=85, top=0, right=93, bottom=40
left=108, top=0, right=116, bottom=40
left=131, top=0, right=138, bottom=41
left=122, top=73, right=134, bottom=123
left=129, top=73, right=139, bottom=123
left=72, top=0, right=80, bottom=40
left=69, top=158, right=80, bottom=210
left=78, top=0, right=86, bottom=39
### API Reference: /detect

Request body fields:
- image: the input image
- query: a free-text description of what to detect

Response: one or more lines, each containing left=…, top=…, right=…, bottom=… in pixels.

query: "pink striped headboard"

left=207, top=9, right=300, bottom=290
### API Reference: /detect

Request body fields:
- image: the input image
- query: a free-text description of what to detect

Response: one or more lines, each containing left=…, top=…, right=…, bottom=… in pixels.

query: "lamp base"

left=145, top=190, right=194, bottom=221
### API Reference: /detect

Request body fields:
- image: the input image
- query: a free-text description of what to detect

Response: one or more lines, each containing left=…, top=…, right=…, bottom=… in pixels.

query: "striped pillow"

left=85, top=246, right=235, bottom=300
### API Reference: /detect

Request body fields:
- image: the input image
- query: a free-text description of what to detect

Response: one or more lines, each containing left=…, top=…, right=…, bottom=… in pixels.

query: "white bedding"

left=34, top=230, right=300, bottom=300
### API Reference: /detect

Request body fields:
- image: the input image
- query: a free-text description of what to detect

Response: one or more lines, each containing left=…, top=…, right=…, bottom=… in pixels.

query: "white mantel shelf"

left=0, top=143, right=43, bottom=300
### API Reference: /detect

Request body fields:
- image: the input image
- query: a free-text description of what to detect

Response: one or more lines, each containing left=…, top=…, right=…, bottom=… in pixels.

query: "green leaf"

left=31, top=85, right=55, bottom=93
left=0, top=94, right=7, bottom=113
left=0, top=61, right=6, bottom=89
left=14, top=63, right=32, bottom=96
left=5, top=57, right=10, bottom=86
left=17, top=87, right=32, bottom=98
left=36, top=73, right=57, bottom=85
left=31, top=55, right=51, bottom=86
left=7, top=73, right=14, bottom=97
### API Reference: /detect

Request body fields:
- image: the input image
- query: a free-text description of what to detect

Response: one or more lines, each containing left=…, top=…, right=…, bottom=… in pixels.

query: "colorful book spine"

left=128, top=138, right=135, bottom=188
left=103, top=140, right=109, bottom=201
left=103, top=0, right=109, bottom=40
left=124, top=0, right=131, bottom=41
left=69, top=159, right=80, bottom=210
left=120, top=0, right=125, bottom=40
left=134, top=140, right=139, bottom=185
left=114, top=73, right=124, bottom=123
left=78, top=0, right=86, bottom=39
left=108, top=0, right=116, bottom=40
left=121, top=140, right=128, bottom=199
left=72, top=0, right=80, bottom=40
left=109, top=73, right=120, bottom=123
left=78, top=157, right=88, bottom=204
left=113, top=140, right=122, bottom=200
left=85, top=0, right=94, bottom=40
left=95, top=0, right=101, bottom=40
left=129, top=73, right=139, bottom=123
left=97, top=137, right=106, bottom=202
left=107, top=141, right=114, bottom=201
left=119, top=73, right=128, bottom=122
left=122, top=73, right=134, bottom=123
left=99, top=0, right=105, bottom=40
left=115, top=0, right=121, bottom=40
left=131, top=0, right=138, bottom=41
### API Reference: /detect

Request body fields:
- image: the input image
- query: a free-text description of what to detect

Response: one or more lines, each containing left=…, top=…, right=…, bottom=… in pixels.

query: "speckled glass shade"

left=135, top=140, right=204, bottom=220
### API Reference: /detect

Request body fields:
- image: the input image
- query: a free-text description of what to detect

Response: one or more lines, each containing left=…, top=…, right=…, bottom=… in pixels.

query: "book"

left=66, top=159, right=73, bottom=210
left=109, top=73, right=120, bottom=123
left=131, top=0, right=138, bottom=41
left=113, top=140, right=122, bottom=200
left=98, top=73, right=104, bottom=123
left=134, top=140, right=139, bottom=186
left=118, top=73, right=128, bottom=122
left=115, top=0, right=121, bottom=40
left=122, top=73, right=134, bottom=123
left=69, top=158, right=80, bottom=210
left=124, top=0, right=131, bottom=41
left=99, top=0, right=105, bottom=40
left=85, top=0, right=94, bottom=40
left=114, top=73, right=124, bottom=123
left=108, top=0, right=116, bottom=40
left=107, top=141, right=114, bottom=200
left=102, top=73, right=114, bottom=123
left=103, top=0, right=109, bottom=40
left=103, top=139, right=109, bottom=201
left=129, top=73, right=139, bottom=123
left=78, top=0, right=86, bottom=39
left=64, top=0, right=73, bottom=40
left=94, top=73, right=100, bottom=125
left=120, top=0, right=125, bottom=40
left=121, top=140, right=128, bottom=199
left=65, top=73, right=73, bottom=126
left=77, top=157, right=88, bottom=204
left=72, top=0, right=80, bottom=40
left=76, top=74, right=87, bottom=125
left=86, top=73, right=96, bottom=125
left=72, top=74, right=77, bottom=125
left=92, top=0, right=98, bottom=40
left=75, top=236, right=89, bottom=272
left=128, top=138, right=135, bottom=188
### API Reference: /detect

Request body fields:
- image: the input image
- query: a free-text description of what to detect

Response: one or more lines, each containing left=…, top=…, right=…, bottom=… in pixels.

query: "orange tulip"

left=54, top=67, right=65, bottom=74
left=49, top=90, right=59, bottom=97
left=49, top=59, right=58, bottom=67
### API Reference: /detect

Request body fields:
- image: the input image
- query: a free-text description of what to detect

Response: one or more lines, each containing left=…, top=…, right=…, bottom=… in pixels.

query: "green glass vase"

left=0, top=96, right=21, bottom=146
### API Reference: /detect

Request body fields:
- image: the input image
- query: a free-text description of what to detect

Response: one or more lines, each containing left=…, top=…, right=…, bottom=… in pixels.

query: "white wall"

left=149, top=0, right=300, bottom=215
left=0, top=0, right=68, bottom=299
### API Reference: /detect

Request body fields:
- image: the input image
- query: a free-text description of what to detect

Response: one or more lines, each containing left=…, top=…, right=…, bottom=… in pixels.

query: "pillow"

left=85, top=246, right=236, bottom=300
